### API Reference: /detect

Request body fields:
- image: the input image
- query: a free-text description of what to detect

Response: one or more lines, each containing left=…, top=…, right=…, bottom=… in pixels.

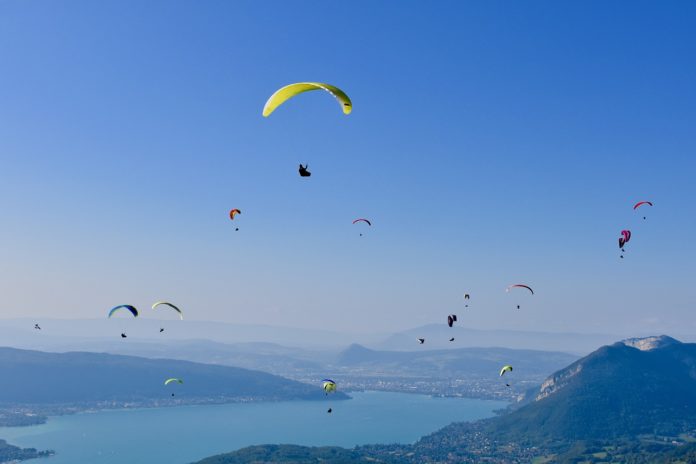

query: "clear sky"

left=1, top=1, right=694, bottom=336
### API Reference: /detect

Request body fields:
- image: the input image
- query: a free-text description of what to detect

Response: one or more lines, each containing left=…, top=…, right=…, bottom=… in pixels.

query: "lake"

left=0, top=392, right=507, bottom=464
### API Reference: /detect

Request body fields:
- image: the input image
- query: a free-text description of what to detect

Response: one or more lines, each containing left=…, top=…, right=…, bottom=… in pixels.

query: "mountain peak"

left=336, top=344, right=377, bottom=364
left=620, top=335, right=681, bottom=351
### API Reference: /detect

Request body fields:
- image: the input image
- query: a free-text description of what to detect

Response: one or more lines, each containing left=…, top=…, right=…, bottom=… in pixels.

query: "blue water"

left=0, top=392, right=506, bottom=464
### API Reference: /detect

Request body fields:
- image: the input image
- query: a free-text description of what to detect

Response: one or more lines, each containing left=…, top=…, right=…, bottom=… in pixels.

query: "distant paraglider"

left=353, top=218, right=372, bottom=236
left=447, top=314, right=457, bottom=328
left=464, top=293, right=470, bottom=308
left=34, top=324, right=41, bottom=330
left=263, top=82, right=352, bottom=117
left=506, top=285, right=533, bottom=309
left=619, top=229, right=632, bottom=258
left=449, top=337, right=455, bottom=342
left=500, top=365, right=513, bottom=387
left=109, top=305, right=137, bottom=339
left=633, top=201, right=653, bottom=220
left=417, top=338, right=425, bottom=344
left=322, top=379, right=337, bottom=395
left=299, top=164, right=311, bottom=177
left=165, top=378, right=183, bottom=397
left=229, top=209, right=241, bottom=231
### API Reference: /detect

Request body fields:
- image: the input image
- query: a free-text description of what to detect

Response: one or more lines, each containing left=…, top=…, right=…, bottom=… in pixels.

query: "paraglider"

left=417, top=338, right=425, bottom=344
left=353, top=218, right=371, bottom=236
left=633, top=201, right=653, bottom=220
left=447, top=314, right=457, bottom=328
left=500, top=365, right=513, bottom=387
left=109, top=305, right=137, bottom=339
left=464, top=293, right=470, bottom=307
left=34, top=324, right=41, bottom=330
left=229, top=209, right=241, bottom=231
left=322, top=379, right=337, bottom=394
left=108, top=305, right=138, bottom=318
left=449, top=337, right=455, bottom=342
left=229, top=209, right=242, bottom=231
left=506, top=285, right=533, bottom=309
left=619, top=229, right=631, bottom=258
left=327, top=408, right=332, bottom=414
left=263, top=82, right=352, bottom=117
left=160, top=328, right=164, bottom=333
left=152, top=301, right=183, bottom=320
left=299, top=164, right=311, bottom=177
left=165, top=378, right=183, bottom=397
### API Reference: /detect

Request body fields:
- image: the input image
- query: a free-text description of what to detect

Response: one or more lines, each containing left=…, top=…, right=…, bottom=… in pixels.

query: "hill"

left=487, top=335, right=696, bottom=441
left=375, top=324, right=621, bottom=354
left=0, top=347, right=345, bottom=410
left=191, top=336, right=696, bottom=463
left=336, top=343, right=576, bottom=379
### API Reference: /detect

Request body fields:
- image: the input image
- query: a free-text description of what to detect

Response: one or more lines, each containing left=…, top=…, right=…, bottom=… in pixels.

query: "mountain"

left=335, top=343, right=577, bottom=380
left=376, top=324, right=622, bottom=354
left=0, top=347, right=346, bottom=406
left=0, top=317, right=648, bottom=354
left=191, top=336, right=696, bottom=463
left=488, top=335, right=696, bottom=441
left=0, top=318, right=385, bottom=351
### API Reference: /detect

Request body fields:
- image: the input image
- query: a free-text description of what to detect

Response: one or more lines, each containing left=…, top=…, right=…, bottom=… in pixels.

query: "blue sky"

left=0, top=1, right=694, bottom=335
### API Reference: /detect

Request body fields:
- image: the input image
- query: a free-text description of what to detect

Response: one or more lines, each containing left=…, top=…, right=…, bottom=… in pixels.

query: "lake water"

left=0, top=392, right=506, bottom=464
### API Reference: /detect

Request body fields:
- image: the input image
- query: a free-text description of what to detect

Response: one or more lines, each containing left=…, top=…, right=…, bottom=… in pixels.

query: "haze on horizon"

left=1, top=1, right=695, bottom=337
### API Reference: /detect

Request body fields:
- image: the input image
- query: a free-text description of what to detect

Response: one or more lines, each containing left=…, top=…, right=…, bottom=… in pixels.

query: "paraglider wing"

left=619, top=237, right=626, bottom=249
left=322, top=379, right=337, bottom=393
left=633, top=201, right=653, bottom=210
left=506, top=284, right=534, bottom=295
left=417, top=338, right=425, bottom=344
left=164, top=378, right=183, bottom=385
left=464, top=294, right=470, bottom=300
left=108, top=305, right=138, bottom=318
left=447, top=315, right=454, bottom=327
left=263, top=82, right=352, bottom=117
left=152, top=301, right=183, bottom=320
left=352, top=218, right=372, bottom=226
left=229, top=209, right=241, bottom=220
left=621, top=230, right=631, bottom=243
left=500, top=365, right=513, bottom=377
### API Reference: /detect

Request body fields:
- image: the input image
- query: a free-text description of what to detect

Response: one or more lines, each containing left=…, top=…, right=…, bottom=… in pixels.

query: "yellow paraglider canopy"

left=262, top=83, right=352, bottom=117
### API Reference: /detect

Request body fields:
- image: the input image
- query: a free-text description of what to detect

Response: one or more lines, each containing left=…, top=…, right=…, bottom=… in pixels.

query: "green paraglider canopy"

left=152, top=301, right=183, bottom=320
left=263, top=83, right=352, bottom=117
